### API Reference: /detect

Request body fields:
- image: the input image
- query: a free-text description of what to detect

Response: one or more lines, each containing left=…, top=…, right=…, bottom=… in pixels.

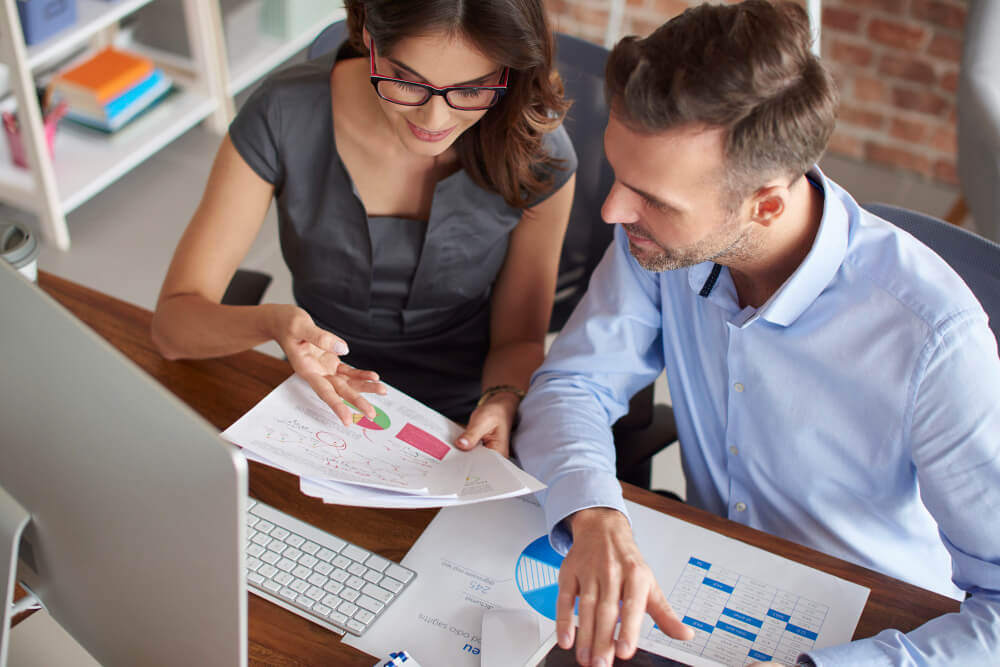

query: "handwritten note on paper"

left=222, top=375, right=473, bottom=496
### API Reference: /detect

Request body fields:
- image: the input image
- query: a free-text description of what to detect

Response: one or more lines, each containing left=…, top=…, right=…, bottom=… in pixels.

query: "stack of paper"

left=222, top=375, right=544, bottom=508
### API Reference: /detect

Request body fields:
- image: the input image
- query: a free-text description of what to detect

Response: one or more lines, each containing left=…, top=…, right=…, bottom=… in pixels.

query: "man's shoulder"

left=840, top=206, right=985, bottom=333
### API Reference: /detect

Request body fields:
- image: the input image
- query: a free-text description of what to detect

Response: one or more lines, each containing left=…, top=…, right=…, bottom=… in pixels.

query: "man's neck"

left=728, top=175, right=824, bottom=309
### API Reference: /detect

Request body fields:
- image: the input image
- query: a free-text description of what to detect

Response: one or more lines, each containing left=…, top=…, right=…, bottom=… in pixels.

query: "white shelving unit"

left=0, top=0, right=336, bottom=251
left=227, top=6, right=345, bottom=96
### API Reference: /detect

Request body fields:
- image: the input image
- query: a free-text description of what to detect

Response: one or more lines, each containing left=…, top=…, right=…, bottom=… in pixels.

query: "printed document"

left=223, top=375, right=542, bottom=505
left=344, top=497, right=869, bottom=667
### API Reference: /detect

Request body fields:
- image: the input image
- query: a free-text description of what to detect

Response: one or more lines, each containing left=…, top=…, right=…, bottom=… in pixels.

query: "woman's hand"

left=267, top=304, right=385, bottom=425
left=454, top=391, right=521, bottom=457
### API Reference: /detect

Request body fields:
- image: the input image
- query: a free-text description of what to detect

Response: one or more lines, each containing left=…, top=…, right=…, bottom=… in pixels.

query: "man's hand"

left=558, top=508, right=693, bottom=666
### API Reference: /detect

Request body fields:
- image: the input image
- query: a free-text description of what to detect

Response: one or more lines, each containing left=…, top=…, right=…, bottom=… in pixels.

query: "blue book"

left=65, top=74, right=173, bottom=133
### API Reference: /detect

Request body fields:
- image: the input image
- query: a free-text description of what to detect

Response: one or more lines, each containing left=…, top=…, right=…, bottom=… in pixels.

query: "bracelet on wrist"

left=476, top=384, right=526, bottom=409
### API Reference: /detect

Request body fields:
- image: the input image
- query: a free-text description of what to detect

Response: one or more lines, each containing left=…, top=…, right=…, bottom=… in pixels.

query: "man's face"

left=602, top=115, right=757, bottom=272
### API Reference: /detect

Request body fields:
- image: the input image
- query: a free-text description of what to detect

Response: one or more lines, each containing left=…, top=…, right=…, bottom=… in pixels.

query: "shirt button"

left=729, top=446, right=739, bottom=456
left=733, top=382, right=745, bottom=392
left=734, top=502, right=747, bottom=512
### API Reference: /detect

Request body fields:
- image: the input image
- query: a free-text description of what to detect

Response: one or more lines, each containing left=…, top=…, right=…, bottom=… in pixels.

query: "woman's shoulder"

left=541, top=122, right=577, bottom=166
left=248, top=56, right=336, bottom=110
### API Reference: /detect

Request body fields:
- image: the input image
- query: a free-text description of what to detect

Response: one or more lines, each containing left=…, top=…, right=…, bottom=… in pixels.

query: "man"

left=516, top=2, right=1000, bottom=666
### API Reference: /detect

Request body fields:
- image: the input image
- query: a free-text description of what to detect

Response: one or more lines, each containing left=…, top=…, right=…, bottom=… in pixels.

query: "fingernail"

left=458, top=437, right=470, bottom=448
left=578, top=647, right=590, bottom=664
left=558, top=631, right=571, bottom=648
left=592, top=658, right=607, bottom=667
left=617, top=639, right=630, bottom=653
left=334, top=341, right=349, bottom=355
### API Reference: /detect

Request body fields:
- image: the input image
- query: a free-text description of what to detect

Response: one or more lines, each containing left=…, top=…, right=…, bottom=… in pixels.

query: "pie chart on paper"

left=515, top=536, right=564, bottom=620
left=343, top=401, right=391, bottom=430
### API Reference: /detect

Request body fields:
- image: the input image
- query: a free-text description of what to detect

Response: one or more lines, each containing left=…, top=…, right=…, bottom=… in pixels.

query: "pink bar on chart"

left=396, top=423, right=450, bottom=460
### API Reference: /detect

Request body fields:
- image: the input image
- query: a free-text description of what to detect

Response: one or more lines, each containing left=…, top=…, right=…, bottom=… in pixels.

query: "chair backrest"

left=549, top=32, right=615, bottom=331
left=308, top=20, right=348, bottom=59
left=863, top=203, right=1000, bottom=348
left=308, top=24, right=614, bottom=332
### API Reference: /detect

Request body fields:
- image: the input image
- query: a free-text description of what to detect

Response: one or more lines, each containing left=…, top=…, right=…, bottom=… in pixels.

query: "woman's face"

left=367, top=30, right=505, bottom=157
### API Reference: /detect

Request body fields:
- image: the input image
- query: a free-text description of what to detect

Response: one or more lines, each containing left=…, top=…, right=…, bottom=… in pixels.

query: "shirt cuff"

left=543, top=468, right=629, bottom=555
left=806, top=637, right=893, bottom=666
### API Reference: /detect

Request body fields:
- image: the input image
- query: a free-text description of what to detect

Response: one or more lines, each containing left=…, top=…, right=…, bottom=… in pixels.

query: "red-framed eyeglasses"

left=368, top=42, right=509, bottom=111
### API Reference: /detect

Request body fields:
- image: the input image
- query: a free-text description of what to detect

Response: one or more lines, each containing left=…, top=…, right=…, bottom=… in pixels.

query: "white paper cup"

left=1, top=223, right=39, bottom=283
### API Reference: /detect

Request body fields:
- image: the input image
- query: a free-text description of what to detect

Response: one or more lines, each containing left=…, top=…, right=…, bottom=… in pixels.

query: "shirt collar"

left=686, top=167, right=849, bottom=328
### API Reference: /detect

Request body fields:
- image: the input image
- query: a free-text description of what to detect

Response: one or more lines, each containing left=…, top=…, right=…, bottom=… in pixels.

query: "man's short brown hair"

left=605, top=0, right=838, bottom=205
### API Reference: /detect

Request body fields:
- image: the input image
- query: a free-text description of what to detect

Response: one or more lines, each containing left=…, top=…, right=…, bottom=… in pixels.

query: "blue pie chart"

left=515, top=536, right=564, bottom=620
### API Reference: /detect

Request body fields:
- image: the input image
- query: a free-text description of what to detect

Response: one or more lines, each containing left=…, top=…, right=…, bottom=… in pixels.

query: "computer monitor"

left=0, top=261, right=248, bottom=666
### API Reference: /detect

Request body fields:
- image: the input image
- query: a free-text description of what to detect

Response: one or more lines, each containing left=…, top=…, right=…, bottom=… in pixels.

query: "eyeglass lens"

left=376, top=80, right=498, bottom=110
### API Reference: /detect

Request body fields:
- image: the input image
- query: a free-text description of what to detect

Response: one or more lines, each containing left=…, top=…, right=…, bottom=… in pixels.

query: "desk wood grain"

left=38, top=272, right=959, bottom=666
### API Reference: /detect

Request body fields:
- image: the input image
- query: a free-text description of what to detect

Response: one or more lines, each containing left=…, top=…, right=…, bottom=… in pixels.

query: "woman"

left=151, top=0, right=576, bottom=457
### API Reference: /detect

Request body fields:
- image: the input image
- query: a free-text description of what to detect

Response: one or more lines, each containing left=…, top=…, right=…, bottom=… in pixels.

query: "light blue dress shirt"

left=516, top=169, right=1000, bottom=665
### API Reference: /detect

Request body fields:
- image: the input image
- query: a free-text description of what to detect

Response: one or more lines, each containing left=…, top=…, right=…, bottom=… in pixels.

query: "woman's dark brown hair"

left=345, top=0, right=569, bottom=208
left=605, top=0, right=838, bottom=206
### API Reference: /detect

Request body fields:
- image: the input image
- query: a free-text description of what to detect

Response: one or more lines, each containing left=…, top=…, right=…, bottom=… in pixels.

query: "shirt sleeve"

left=228, top=79, right=284, bottom=187
left=515, top=224, right=665, bottom=554
left=524, top=123, right=578, bottom=208
left=808, top=311, right=1000, bottom=666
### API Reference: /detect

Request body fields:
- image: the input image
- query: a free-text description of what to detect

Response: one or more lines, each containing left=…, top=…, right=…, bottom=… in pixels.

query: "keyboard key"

left=337, top=601, right=358, bottom=617
left=285, top=534, right=305, bottom=548
left=348, top=562, right=367, bottom=577
left=363, top=570, right=383, bottom=584
left=246, top=515, right=260, bottom=528
left=302, top=541, right=321, bottom=555
left=263, top=580, right=281, bottom=593
left=381, top=578, right=404, bottom=594
left=346, top=619, right=366, bottom=634
left=355, top=609, right=375, bottom=625
left=316, top=547, right=337, bottom=562
left=279, top=587, right=298, bottom=601
left=276, top=558, right=296, bottom=572
left=290, top=579, right=309, bottom=593
left=247, top=543, right=265, bottom=558
left=255, top=520, right=275, bottom=534
left=292, top=565, right=311, bottom=579
left=246, top=557, right=262, bottom=572
left=363, top=583, right=394, bottom=603
left=386, top=564, right=414, bottom=583
left=306, top=586, right=326, bottom=601
left=314, top=603, right=331, bottom=617
left=328, top=611, right=349, bottom=628
left=308, top=573, right=327, bottom=587
left=251, top=533, right=272, bottom=548
left=270, top=527, right=289, bottom=540
left=323, top=580, right=344, bottom=595
left=258, top=564, right=278, bottom=579
left=332, top=555, right=351, bottom=569
left=341, top=588, right=360, bottom=603
left=315, top=562, right=333, bottom=576
left=274, top=572, right=293, bottom=586
left=260, top=551, right=280, bottom=565
left=346, top=576, right=365, bottom=590
left=322, top=594, right=341, bottom=609
left=331, top=568, right=349, bottom=583
left=284, top=548, right=303, bottom=562
left=269, top=542, right=287, bottom=555
left=248, top=572, right=265, bottom=586
left=365, top=554, right=391, bottom=572
left=357, top=595, right=383, bottom=614
left=295, top=595, right=315, bottom=610
left=343, top=545, right=370, bottom=562
left=300, top=554, right=318, bottom=569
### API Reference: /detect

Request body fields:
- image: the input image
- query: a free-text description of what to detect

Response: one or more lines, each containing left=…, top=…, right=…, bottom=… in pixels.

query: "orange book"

left=52, top=47, right=154, bottom=105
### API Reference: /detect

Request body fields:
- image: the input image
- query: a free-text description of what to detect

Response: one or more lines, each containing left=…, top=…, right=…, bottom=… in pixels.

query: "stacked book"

left=49, top=47, right=173, bottom=133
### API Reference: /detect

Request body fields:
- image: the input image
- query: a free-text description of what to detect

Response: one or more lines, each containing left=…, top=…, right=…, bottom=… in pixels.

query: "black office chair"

left=863, top=203, right=1000, bottom=347
left=225, top=23, right=680, bottom=488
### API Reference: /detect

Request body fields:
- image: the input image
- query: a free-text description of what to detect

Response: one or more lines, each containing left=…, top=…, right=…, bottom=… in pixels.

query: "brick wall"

left=545, top=0, right=966, bottom=187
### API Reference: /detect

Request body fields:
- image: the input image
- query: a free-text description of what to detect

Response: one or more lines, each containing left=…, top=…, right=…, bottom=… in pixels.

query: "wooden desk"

left=38, top=271, right=960, bottom=666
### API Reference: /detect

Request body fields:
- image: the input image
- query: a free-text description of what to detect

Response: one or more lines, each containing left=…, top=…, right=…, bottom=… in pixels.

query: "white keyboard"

left=245, top=498, right=416, bottom=636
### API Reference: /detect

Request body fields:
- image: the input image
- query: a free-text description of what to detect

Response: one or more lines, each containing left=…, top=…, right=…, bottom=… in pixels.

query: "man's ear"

left=749, top=185, right=788, bottom=227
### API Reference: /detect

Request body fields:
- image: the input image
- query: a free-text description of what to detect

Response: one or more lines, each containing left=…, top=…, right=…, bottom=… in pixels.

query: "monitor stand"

left=0, top=486, right=30, bottom=667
